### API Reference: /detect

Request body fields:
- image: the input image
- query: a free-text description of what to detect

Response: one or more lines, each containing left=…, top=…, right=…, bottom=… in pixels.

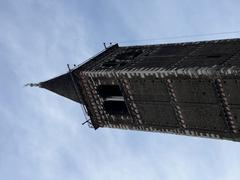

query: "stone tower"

left=37, top=38, right=240, bottom=142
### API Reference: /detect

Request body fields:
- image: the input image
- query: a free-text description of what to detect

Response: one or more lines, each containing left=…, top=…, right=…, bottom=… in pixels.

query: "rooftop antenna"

left=103, top=42, right=107, bottom=49
left=103, top=42, right=114, bottom=49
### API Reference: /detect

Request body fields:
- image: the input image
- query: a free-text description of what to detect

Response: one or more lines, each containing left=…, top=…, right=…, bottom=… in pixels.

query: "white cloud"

left=1, top=1, right=240, bottom=180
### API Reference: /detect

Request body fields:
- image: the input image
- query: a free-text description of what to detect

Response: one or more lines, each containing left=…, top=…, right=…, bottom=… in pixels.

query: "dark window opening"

left=102, top=60, right=118, bottom=67
left=102, top=49, right=142, bottom=68
left=119, top=62, right=127, bottom=67
left=102, top=60, right=128, bottom=68
left=97, top=85, right=129, bottom=115
left=97, top=85, right=122, bottom=98
left=116, top=49, right=143, bottom=60
left=206, top=55, right=221, bottom=58
left=103, top=101, right=128, bottom=115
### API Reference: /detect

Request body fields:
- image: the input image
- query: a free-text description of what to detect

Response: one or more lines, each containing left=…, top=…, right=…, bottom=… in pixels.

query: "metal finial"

left=24, top=83, right=40, bottom=87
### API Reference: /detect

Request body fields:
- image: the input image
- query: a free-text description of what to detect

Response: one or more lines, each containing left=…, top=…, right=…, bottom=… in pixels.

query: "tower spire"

left=33, top=72, right=83, bottom=104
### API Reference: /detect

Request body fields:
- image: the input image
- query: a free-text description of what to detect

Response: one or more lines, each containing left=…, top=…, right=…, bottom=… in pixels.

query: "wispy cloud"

left=1, top=1, right=240, bottom=180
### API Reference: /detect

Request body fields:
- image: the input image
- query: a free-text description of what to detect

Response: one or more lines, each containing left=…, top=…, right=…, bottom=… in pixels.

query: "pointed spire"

left=38, top=72, right=83, bottom=104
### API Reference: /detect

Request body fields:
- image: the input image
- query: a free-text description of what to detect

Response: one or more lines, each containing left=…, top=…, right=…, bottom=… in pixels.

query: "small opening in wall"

left=206, top=54, right=221, bottom=58
left=102, top=60, right=118, bottom=67
left=102, top=60, right=128, bottom=68
left=97, top=85, right=122, bottom=98
left=116, top=49, right=142, bottom=60
left=97, top=85, right=129, bottom=115
left=103, top=101, right=129, bottom=115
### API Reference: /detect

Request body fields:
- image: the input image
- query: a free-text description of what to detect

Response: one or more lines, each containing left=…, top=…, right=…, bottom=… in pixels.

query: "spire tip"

left=24, top=83, right=41, bottom=87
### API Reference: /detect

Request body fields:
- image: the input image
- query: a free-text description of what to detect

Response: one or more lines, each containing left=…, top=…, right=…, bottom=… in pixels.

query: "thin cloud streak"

left=1, top=1, right=240, bottom=180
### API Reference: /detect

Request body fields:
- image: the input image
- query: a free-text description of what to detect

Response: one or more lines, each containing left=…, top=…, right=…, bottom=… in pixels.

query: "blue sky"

left=1, top=0, right=240, bottom=179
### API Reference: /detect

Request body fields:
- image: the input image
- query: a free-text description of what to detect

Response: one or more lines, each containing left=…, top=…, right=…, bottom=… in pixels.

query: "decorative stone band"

left=104, top=123, right=227, bottom=140
left=214, top=79, right=238, bottom=133
left=120, top=78, right=143, bottom=125
left=78, top=73, right=107, bottom=127
left=81, top=66, right=240, bottom=79
left=166, top=79, right=186, bottom=128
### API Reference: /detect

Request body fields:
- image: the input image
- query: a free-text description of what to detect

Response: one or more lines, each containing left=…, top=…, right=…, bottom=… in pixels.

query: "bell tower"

left=35, top=39, right=240, bottom=142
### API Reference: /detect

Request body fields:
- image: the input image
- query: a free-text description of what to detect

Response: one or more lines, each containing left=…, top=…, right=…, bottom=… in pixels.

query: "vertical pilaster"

left=215, top=78, right=238, bottom=133
left=166, top=79, right=186, bottom=128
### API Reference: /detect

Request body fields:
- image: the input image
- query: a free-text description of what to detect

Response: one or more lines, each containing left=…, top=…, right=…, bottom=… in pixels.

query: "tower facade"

left=39, top=39, right=240, bottom=141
